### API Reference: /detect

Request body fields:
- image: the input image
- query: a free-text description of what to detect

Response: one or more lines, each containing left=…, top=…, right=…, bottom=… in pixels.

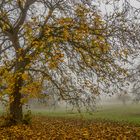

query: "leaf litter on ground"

left=0, top=116, right=140, bottom=140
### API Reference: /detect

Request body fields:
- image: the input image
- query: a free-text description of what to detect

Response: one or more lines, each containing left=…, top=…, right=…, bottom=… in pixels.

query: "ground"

left=0, top=104, right=140, bottom=139
left=0, top=116, right=140, bottom=140
left=32, top=104, right=140, bottom=124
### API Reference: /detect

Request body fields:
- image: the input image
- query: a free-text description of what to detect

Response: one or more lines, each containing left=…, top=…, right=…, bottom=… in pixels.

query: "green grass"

left=32, top=104, right=140, bottom=124
left=0, top=109, right=4, bottom=115
left=1, top=104, right=140, bottom=124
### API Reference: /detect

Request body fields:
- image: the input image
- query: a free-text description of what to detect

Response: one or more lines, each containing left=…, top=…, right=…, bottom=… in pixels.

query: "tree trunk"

left=9, top=76, right=23, bottom=123
left=10, top=93, right=23, bottom=123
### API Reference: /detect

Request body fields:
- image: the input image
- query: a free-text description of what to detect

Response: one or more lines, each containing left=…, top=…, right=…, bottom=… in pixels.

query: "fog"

left=21, top=93, right=134, bottom=113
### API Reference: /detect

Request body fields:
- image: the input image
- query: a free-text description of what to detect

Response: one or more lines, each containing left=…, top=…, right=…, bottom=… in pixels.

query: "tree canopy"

left=0, top=0, right=139, bottom=123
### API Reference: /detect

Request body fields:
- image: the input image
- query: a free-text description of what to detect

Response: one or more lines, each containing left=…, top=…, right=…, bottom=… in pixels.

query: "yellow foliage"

left=21, top=73, right=29, bottom=81
left=20, top=81, right=42, bottom=98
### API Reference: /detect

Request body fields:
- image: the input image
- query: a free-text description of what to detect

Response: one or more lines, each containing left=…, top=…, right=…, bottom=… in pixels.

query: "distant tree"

left=117, top=91, right=131, bottom=105
left=130, top=64, right=140, bottom=104
left=124, top=0, right=140, bottom=104
left=0, top=0, right=139, bottom=124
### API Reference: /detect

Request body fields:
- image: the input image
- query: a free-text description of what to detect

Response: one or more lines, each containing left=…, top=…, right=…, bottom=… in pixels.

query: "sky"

left=94, top=0, right=140, bottom=13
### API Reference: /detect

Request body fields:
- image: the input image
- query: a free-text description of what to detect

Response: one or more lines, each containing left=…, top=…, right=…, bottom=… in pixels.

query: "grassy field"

left=32, top=104, right=140, bottom=124
left=1, top=103, right=140, bottom=124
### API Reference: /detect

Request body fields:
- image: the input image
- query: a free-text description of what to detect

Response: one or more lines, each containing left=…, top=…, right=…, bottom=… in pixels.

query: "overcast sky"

left=95, top=0, right=140, bottom=13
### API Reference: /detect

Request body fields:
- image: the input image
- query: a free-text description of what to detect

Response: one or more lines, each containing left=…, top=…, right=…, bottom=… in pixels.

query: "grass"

left=31, top=104, right=140, bottom=125
left=1, top=103, right=140, bottom=124
left=0, top=109, right=4, bottom=115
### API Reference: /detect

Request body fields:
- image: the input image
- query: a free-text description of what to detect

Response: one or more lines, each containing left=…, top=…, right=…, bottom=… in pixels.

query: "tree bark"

left=10, top=76, right=23, bottom=123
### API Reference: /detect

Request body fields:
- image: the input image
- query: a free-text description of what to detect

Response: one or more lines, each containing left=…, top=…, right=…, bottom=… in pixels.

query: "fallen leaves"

left=0, top=116, right=140, bottom=140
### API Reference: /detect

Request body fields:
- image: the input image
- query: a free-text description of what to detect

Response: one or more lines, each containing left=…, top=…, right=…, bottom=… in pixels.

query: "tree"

left=129, top=64, right=140, bottom=104
left=0, top=0, right=138, bottom=124
left=117, top=90, right=131, bottom=105
left=117, top=0, right=140, bottom=104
